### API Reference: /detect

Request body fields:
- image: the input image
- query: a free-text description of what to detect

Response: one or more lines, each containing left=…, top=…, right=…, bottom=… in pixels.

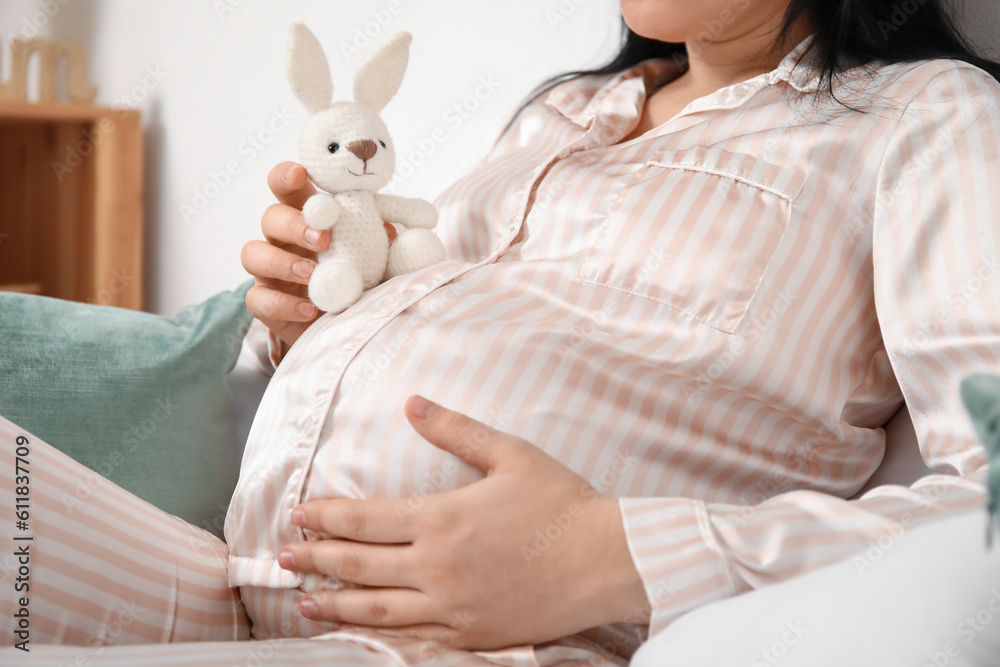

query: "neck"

left=677, top=14, right=813, bottom=97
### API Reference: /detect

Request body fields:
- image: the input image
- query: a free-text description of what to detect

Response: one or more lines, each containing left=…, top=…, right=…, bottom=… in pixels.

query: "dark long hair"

left=504, top=0, right=1000, bottom=132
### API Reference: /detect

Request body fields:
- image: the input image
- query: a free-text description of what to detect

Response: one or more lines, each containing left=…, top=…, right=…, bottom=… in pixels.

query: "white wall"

left=955, top=0, right=1000, bottom=61
left=1, top=0, right=998, bottom=316
left=2, top=0, right=621, bottom=315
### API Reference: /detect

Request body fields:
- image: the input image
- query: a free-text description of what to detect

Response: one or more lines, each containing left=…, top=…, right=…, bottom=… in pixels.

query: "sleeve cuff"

left=618, top=496, right=740, bottom=639
left=240, top=319, right=281, bottom=378
left=265, top=327, right=288, bottom=371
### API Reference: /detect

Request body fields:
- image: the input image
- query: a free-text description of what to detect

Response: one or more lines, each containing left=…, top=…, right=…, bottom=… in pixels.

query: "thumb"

left=405, top=395, right=516, bottom=473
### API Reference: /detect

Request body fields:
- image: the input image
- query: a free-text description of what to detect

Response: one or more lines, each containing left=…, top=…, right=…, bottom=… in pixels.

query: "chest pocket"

left=576, top=146, right=806, bottom=333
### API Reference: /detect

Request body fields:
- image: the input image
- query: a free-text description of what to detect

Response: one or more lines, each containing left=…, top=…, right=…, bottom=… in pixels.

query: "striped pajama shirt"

left=3, top=34, right=1000, bottom=664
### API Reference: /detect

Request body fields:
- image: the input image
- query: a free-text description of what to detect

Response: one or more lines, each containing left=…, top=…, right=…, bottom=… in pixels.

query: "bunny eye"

left=327, top=143, right=340, bottom=154
left=378, top=140, right=386, bottom=149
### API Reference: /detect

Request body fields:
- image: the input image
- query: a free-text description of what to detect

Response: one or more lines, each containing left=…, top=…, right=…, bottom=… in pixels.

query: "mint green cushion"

left=960, top=373, right=1000, bottom=535
left=0, top=280, right=254, bottom=538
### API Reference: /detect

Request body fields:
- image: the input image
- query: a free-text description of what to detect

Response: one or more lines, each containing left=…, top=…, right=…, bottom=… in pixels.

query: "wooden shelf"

left=0, top=282, right=43, bottom=295
left=0, top=99, right=128, bottom=122
left=0, top=99, right=143, bottom=309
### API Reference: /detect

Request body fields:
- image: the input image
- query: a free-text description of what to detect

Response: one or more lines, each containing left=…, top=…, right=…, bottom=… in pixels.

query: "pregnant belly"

left=301, top=315, right=493, bottom=508
left=228, top=260, right=669, bottom=592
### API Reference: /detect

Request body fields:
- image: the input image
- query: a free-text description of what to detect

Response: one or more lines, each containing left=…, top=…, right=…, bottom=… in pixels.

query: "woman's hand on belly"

left=276, top=395, right=649, bottom=650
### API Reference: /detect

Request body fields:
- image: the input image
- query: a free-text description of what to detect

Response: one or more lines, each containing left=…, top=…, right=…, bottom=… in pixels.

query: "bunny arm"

left=373, top=193, right=437, bottom=229
left=302, top=193, right=342, bottom=231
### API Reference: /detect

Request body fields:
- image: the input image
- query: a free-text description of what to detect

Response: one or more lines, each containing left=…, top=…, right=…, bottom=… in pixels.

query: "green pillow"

left=960, top=373, right=1000, bottom=543
left=0, top=280, right=254, bottom=538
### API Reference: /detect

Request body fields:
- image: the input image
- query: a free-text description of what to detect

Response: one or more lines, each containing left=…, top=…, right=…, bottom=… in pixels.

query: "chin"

left=619, top=0, right=774, bottom=45
left=619, top=0, right=699, bottom=43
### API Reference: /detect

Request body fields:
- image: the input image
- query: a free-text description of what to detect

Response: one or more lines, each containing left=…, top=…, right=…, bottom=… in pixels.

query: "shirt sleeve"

left=241, top=317, right=282, bottom=377
left=618, top=63, right=1000, bottom=639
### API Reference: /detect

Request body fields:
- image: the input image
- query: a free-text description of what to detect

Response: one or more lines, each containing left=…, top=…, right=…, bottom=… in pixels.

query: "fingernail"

left=304, top=228, right=321, bottom=246
left=298, top=302, right=316, bottom=317
left=291, top=510, right=305, bottom=526
left=293, top=260, right=314, bottom=278
left=410, top=395, right=438, bottom=420
left=278, top=550, right=294, bottom=569
left=299, top=597, right=317, bottom=618
left=284, top=164, right=297, bottom=183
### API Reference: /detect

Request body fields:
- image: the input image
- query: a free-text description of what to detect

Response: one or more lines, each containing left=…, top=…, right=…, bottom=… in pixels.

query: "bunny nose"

left=347, top=139, right=378, bottom=162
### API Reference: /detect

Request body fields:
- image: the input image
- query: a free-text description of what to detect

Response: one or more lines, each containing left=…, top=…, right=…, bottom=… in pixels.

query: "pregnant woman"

left=3, top=0, right=1000, bottom=664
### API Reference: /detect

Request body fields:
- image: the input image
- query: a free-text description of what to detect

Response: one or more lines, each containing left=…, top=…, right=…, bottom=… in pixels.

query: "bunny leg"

left=385, top=229, right=445, bottom=280
left=308, top=257, right=363, bottom=314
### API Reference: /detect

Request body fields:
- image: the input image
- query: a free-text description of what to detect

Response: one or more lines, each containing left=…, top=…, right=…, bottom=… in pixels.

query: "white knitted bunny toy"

left=287, top=23, right=445, bottom=314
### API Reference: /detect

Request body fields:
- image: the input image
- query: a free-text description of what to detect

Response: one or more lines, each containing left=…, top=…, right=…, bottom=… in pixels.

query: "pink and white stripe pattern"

left=0, top=415, right=249, bottom=648
left=3, top=34, right=999, bottom=664
left=234, top=34, right=1000, bottom=644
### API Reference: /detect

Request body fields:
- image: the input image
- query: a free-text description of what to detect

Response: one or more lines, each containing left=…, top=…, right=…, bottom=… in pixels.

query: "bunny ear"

left=287, top=23, right=333, bottom=113
left=353, top=31, right=411, bottom=112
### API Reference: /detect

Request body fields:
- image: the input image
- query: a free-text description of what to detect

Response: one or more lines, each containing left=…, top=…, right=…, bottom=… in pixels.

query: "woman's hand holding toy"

left=240, top=161, right=396, bottom=350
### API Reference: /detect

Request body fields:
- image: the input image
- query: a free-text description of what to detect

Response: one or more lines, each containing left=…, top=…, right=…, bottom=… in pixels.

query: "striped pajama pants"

left=0, top=415, right=628, bottom=666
